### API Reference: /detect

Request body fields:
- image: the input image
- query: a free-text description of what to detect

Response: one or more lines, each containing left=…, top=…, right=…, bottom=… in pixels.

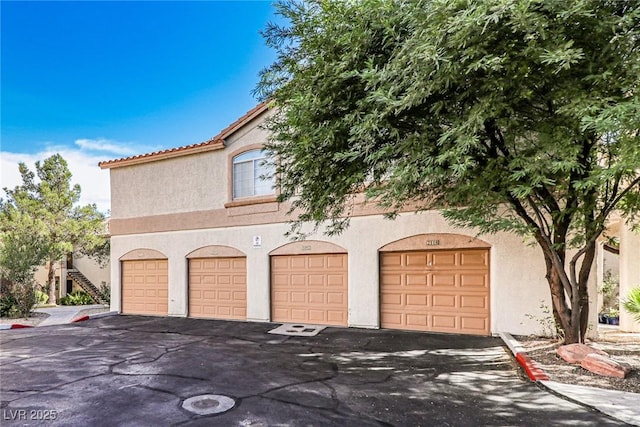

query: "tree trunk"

left=546, top=259, right=593, bottom=344
left=47, top=260, right=57, bottom=305
left=578, top=241, right=596, bottom=341
left=547, top=265, right=579, bottom=343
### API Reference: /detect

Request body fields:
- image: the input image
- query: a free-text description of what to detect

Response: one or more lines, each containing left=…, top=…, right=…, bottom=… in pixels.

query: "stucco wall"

left=620, top=222, right=640, bottom=332
left=110, top=151, right=225, bottom=218
left=109, top=210, right=560, bottom=336
left=109, top=115, right=272, bottom=220
left=73, top=255, right=110, bottom=290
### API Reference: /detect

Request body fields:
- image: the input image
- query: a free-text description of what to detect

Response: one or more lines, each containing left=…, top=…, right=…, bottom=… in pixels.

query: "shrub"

left=13, top=282, right=37, bottom=318
left=99, top=282, right=110, bottom=304
left=599, top=271, right=619, bottom=314
left=60, top=290, right=94, bottom=306
left=0, top=293, right=18, bottom=317
left=35, top=289, right=49, bottom=305
left=623, top=287, right=640, bottom=323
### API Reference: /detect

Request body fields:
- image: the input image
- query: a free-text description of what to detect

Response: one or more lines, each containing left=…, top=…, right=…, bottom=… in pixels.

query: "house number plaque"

left=425, top=240, right=440, bottom=246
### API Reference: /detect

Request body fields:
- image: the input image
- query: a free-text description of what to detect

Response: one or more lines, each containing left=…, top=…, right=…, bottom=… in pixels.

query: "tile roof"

left=99, top=101, right=270, bottom=169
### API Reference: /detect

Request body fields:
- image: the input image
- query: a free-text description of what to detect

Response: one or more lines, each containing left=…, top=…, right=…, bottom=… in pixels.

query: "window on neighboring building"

left=232, top=149, right=275, bottom=199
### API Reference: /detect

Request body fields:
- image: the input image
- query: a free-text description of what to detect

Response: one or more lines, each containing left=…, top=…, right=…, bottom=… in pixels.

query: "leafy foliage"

left=59, top=290, right=94, bottom=306
left=1, top=154, right=109, bottom=305
left=0, top=293, right=18, bottom=318
left=99, top=282, right=111, bottom=305
left=35, top=289, right=49, bottom=305
left=0, top=209, right=48, bottom=318
left=623, top=287, right=640, bottom=322
left=257, top=0, right=640, bottom=343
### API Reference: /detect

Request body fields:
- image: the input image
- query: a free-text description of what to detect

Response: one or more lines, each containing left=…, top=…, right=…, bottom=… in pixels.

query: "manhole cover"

left=182, top=394, right=235, bottom=415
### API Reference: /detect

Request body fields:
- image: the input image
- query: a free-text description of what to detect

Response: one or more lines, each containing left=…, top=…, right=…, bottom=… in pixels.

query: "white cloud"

left=74, top=138, right=138, bottom=156
left=1, top=148, right=111, bottom=214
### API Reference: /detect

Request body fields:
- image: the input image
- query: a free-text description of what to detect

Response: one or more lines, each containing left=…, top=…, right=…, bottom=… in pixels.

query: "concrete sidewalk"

left=501, top=332, right=640, bottom=426
left=33, top=304, right=109, bottom=326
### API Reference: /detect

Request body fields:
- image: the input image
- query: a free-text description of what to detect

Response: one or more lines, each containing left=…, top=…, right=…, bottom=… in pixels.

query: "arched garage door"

left=380, top=248, right=490, bottom=335
left=270, top=241, right=348, bottom=326
left=121, top=257, right=168, bottom=316
left=188, top=257, right=247, bottom=320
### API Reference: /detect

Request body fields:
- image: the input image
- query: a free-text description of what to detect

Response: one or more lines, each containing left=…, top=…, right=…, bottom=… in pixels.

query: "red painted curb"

left=71, top=315, right=90, bottom=323
left=0, top=323, right=33, bottom=330
left=516, top=352, right=550, bottom=381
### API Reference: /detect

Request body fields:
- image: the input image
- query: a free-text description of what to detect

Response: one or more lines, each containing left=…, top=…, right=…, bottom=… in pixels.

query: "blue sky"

left=1, top=1, right=281, bottom=212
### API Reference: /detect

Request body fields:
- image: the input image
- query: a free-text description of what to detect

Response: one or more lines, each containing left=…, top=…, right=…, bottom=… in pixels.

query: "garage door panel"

left=460, top=273, right=488, bottom=288
left=218, top=291, right=232, bottom=301
left=273, top=291, right=289, bottom=303
left=327, top=292, right=344, bottom=304
left=308, top=275, right=325, bottom=286
left=271, top=254, right=348, bottom=327
left=382, top=292, right=402, bottom=306
left=122, top=259, right=169, bottom=316
left=406, top=294, right=429, bottom=306
left=327, top=256, right=345, bottom=268
left=381, top=254, right=402, bottom=267
left=308, top=310, right=327, bottom=322
left=272, top=257, right=289, bottom=269
left=327, top=310, right=346, bottom=323
left=460, top=252, right=488, bottom=267
left=291, top=292, right=307, bottom=303
left=380, top=249, right=489, bottom=335
left=406, top=313, right=429, bottom=328
left=327, top=275, right=345, bottom=287
left=291, top=275, right=307, bottom=286
left=291, top=308, right=308, bottom=320
left=382, top=273, right=402, bottom=286
left=432, top=294, right=456, bottom=308
left=290, top=257, right=307, bottom=269
left=189, top=257, right=246, bottom=321
left=381, top=312, right=403, bottom=327
left=308, top=256, right=326, bottom=268
left=432, top=273, right=456, bottom=287
left=432, top=315, right=456, bottom=329
left=406, top=254, right=428, bottom=267
left=461, top=316, right=488, bottom=331
left=432, top=252, right=456, bottom=267
left=406, top=274, right=427, bottom=286
left=461, top=295, right=488, bottom=309
left=309, top=292, right=325, bottom=304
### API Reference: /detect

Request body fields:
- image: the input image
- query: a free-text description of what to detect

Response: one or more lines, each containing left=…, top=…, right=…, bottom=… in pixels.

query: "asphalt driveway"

left=0, top=316, right=622, bottom=426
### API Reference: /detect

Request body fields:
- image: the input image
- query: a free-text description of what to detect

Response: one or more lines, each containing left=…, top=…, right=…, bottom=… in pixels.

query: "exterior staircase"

left=67, top=268, right=107, bottom=304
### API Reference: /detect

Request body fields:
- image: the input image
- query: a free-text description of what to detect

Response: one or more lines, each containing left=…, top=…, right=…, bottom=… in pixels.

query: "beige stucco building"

left=100, top=103, right=639, bottom=336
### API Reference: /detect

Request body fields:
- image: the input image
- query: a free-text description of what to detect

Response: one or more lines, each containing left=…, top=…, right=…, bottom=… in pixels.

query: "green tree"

left=256, top=0, right=640, bottom=344
left=0, top=210, right=48, bottom=317
left=1, top=154, right=109, bottom=305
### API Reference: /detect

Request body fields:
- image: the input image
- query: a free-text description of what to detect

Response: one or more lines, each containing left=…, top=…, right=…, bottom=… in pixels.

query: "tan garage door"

left=122, top=259, right=168, bottom=316
left=189, top=257, right=246, bottom=320
left=271, top=254, right=348, bottom=326
left=380, top=249, right=490, bottom=335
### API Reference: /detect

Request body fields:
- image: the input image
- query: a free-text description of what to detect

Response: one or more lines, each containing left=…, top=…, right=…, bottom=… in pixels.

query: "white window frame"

left=232, top=149, right=275, bottom=199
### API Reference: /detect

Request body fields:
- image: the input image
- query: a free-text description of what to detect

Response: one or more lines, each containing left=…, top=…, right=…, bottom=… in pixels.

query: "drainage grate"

left=268, top=323, right=326, bottom=337
left=181, top=394, right=235, bottom=416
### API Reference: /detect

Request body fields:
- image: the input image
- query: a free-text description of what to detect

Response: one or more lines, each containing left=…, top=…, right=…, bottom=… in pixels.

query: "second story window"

left=232, top=149, right=275, bottom=199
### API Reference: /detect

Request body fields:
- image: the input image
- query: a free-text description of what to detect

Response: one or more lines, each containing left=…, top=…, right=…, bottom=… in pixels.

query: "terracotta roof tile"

left=99, top=101, right=270, bottom=169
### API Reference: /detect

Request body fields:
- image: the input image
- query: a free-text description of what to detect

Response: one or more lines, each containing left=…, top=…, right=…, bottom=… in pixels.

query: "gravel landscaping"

left=517, top=334, right=640, bottom=394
